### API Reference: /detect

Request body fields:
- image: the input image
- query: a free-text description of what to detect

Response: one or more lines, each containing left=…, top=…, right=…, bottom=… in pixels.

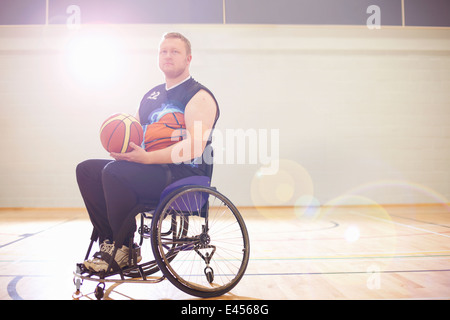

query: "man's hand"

left=110, top=142, right=149, bottom=164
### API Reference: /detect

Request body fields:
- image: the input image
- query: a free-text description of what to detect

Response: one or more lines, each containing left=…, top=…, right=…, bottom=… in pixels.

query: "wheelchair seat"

left=160, top=175, right=211, bottom=199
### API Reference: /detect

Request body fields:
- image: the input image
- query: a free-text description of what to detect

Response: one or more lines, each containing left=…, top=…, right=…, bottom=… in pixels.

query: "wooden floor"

left=1, top=204, right=449, bottom=300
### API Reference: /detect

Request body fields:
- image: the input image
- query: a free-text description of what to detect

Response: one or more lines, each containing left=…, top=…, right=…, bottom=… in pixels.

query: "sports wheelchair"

left=73, top=174, right=250, bottom=300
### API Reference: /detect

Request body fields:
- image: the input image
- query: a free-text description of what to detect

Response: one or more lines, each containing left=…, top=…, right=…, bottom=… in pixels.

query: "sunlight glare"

left=64, top=33, right=123, bottom=87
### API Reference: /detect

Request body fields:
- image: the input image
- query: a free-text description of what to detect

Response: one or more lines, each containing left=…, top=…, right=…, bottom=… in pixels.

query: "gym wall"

left=0, top=1, right=449, bottom=208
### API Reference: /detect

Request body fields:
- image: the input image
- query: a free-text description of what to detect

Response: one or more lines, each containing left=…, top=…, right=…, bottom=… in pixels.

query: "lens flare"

left=294, top=195, right=321, bottom=219
left=64, top=32, right=124, bottom=87
left=344, top=225, right=360, bottom=242
left=319, top=194, right=398, bottom=289
left=346, top=180, right=450, bottom=210
left=251, top=159, right=314, bottom=219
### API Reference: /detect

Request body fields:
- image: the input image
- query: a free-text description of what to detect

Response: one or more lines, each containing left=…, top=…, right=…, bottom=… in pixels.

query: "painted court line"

left=349, top=210, right=450, bottom=239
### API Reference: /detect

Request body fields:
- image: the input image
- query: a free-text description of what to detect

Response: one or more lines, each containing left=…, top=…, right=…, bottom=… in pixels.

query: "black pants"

left=76, top=159, right=178, bottom=247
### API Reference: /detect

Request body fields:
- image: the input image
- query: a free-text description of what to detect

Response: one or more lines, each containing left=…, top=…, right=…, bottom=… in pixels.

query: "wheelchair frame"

left=73, top=177, right=250, bottom=300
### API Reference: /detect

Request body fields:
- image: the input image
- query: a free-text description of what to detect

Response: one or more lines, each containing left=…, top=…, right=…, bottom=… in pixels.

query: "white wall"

left=0, top=24, right=449, bottom=208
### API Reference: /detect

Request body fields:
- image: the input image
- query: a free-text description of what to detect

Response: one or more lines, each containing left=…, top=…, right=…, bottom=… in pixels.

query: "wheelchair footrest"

left=76, top=244, right=142, bottom=279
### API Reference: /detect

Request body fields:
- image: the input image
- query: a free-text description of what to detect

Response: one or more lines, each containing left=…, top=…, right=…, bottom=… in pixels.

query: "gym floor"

left=1, top=204, right=449, bottom=300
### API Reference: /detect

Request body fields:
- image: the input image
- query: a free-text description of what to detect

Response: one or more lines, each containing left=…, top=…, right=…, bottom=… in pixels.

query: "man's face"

left=158, top=38, right=191, bottom=79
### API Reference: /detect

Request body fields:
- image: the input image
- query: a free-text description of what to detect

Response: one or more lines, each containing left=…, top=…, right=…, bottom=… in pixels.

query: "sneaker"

left=83, top=240, right=142, bottom=273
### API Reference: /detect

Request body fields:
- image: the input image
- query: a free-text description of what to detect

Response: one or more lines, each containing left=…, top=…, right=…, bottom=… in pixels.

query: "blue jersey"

left=138, top=77, right=219, bottom=178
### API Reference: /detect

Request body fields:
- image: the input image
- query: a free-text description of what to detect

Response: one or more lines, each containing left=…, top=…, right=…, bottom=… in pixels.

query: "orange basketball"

left=100, top=113, right=143, bottom=153
left=143, top=112, right=186, bottom=152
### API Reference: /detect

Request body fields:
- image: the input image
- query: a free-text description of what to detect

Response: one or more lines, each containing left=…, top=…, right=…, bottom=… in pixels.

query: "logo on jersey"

left=149, top=103, right=183, bottom=124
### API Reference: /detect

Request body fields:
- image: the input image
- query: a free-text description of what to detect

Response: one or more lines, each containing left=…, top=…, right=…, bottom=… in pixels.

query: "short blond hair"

left=161, top=32, right=192, bottom=56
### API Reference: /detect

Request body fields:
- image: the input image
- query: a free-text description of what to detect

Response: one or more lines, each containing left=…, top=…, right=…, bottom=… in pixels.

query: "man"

left=76, top=32, right=219, bottom=272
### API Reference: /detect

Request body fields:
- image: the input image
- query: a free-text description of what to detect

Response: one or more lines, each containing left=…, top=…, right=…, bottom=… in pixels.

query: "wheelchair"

left=73, top=174, right=250, bottom=300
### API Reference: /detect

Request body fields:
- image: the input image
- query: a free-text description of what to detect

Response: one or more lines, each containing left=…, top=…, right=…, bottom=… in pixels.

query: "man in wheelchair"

left=76, top=32, right=219, bottom=273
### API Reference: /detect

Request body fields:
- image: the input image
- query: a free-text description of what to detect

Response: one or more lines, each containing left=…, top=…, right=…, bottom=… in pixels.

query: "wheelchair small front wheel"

left=94, top=283, right=105, bottom=300
left=151, top=186, right=250, bottom=298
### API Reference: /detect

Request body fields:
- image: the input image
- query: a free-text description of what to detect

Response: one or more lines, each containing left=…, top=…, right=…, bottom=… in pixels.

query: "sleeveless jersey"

left=138, top=77, right=219, bottom=178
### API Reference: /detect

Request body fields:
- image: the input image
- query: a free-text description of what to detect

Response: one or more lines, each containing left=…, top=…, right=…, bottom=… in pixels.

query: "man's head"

left=158, top=32, right=192, bottom=80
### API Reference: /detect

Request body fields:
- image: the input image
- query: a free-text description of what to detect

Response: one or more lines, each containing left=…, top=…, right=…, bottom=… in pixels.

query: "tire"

left=151, top=186, right=250, bottom=298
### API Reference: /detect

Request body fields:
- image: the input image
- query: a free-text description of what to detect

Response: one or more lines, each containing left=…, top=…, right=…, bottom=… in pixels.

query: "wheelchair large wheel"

left=151, top=186, right=250, bottom=298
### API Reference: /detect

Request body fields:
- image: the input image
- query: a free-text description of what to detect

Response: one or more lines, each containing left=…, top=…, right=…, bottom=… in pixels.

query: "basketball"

left=99, top=113, right=143, bottom=153
left=143, top=111, right=186, bottom=152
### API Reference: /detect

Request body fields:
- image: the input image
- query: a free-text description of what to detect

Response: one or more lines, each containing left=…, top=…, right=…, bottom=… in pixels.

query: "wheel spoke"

left=151, top=186, right=249, bottom=298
